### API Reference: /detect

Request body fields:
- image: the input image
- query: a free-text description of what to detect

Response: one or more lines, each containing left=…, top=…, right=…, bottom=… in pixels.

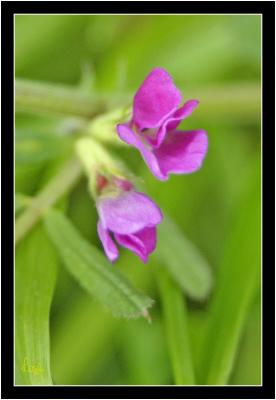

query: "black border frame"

left=2, top=1, right=275, bottom=399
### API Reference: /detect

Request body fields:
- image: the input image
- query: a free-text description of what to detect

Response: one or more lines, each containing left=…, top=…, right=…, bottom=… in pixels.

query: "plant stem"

left=193, top=82, right=261, bottom=120
left=15, top=157, right=82, bottom=245
left=16, top=79, right=119, bottom=118
left=15, top=78, right=260, bottom=121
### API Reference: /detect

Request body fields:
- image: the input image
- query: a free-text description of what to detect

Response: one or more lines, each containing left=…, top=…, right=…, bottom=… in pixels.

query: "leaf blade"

left=155, top=216, right=213, bottom=300
left=44, top=209, right=153, bottom=320
left=157, top=267, right=195, bottom=385
left=15, top=224, right=58, bottom=385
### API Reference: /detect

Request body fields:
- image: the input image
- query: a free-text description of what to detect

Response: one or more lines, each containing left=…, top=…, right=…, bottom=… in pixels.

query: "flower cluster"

left=85, top=68, right=208, bottom=263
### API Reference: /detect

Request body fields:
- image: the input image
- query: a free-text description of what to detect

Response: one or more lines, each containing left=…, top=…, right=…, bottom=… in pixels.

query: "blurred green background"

left=15, top=15, right=261, bottom=386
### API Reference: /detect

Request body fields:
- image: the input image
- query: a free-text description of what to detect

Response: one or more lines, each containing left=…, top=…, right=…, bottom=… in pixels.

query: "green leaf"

left=199, top=159, right=261, bottom=385
left=44, top=209, right=153, bottom=319
left=157, top=267, right=195, bottom=385
left=15, top=224, right=58, bottom=385
left=155, top=216, right=213, bottom=300
left=229, top=295, right=261, bottom=385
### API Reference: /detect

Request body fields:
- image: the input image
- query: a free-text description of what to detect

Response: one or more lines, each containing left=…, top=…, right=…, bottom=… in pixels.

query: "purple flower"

left=117, top=67, right=208, bottom=180
left=96, top=177, right=163, bottom=263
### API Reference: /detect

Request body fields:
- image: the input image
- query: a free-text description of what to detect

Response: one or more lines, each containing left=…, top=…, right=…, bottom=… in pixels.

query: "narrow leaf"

left=157, top=267, right=195, bottom=385
left=44, top=209, right=153, bottom=319
left=15, top=224, right=58, bottom=385
left=230, top=296, right=261, bottom=385
left=155, top=216, right=213, bottom=300
left=199, top=161, right=261, bottom=384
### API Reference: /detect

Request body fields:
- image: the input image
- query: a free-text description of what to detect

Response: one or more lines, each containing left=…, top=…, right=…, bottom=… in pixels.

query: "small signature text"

left=21, top=358, right=44, bottom=376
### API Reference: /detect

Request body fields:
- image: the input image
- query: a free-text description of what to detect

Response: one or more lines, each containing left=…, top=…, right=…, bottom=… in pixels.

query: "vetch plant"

left=14, top=13, right=262, bottom=388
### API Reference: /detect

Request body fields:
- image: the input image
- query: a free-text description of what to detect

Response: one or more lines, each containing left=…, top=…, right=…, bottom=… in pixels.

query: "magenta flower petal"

left=117, top=124, right=207, bottom=181
left=133, top=67, right=182, bottom=130
left=115, top=226, right=157, bottom=263
left=117, top=68, right=208, bottom=179
left=153, top=129, right=208, bottom=178
left=135, top=226, right=157, bottom=254
left=96, top=175, right=163, bottom=262
left=97, top=221, right=119, bottom=262
left=150, top=99, right=199, bottom=148
left=97, top=191, right=163, bottom=235
left=117, top=123, right=166, bottom=180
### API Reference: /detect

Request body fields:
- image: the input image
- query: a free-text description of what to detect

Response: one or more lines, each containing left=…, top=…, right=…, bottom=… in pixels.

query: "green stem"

left=15, top=79, right=124, bottom=118
left=194, top=83, right=261, bottom=120
left=15, top=157, right=82, bottom=245
left=156, top=267, right=195, bottom=385
left=15, top=78, right=260, bottom=120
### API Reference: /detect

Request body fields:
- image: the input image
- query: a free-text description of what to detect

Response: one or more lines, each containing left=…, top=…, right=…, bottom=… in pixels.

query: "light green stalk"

left=15, top=79, right=127, bottom=118
left=15, top=157, right=82, bottom=245
left=75, top=137, right=135, bottom=198
left=15, top=79, right=260, bottom=121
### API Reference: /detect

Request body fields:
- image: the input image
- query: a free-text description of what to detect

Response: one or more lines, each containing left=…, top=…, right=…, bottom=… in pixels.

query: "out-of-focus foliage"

left=15, top=15, right=261, bottom=386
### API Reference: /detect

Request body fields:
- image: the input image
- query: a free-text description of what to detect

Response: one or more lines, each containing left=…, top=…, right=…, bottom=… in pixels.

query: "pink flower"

left=96, top=177, right=163, bottom=263
left=117, top=67, right=208, bottom=180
